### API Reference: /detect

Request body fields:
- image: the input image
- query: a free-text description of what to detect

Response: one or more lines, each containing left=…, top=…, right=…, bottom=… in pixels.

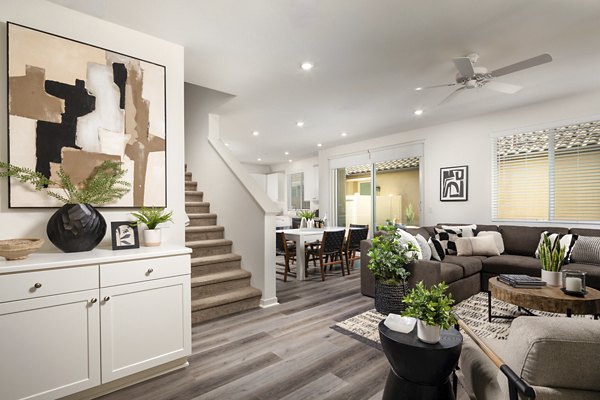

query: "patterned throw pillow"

left=535, top=231, right=578, bottom=263
left=570, top=236, right=600, bottom=265
left=428, top=237, right=445, bottom=261
left=434, top=228, right=463, bottom=255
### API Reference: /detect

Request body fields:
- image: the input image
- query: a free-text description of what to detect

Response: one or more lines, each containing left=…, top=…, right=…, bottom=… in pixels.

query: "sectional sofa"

left=360, top=224, right=600, bottom=303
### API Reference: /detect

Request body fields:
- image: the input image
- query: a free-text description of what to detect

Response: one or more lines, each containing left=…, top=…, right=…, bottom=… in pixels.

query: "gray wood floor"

left=99, top=266, right=469, bottom=400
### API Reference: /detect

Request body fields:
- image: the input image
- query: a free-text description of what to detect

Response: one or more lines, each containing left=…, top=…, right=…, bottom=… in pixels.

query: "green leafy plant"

left=402, top=281, right=457, bottom=329
left=131, top=207, right=173, bottom=230
left=405, top=203, right=415, bottom=225
left=367, top=228, right=417, bottom=284
left=0, top=160, right=130, bottom=205
left=296, top=210, right=316, bottom=219
left=538, top=233, right=566, bottom=272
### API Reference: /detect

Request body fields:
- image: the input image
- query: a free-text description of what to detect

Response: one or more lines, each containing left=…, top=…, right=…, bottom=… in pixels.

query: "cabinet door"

left=100, top=275, right=191, bottom=383
left=0, top=290, right=101, bottom=400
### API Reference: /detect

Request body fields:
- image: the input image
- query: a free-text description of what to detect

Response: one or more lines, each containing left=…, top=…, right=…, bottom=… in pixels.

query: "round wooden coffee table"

left=488, top=277, right=600, bottom=321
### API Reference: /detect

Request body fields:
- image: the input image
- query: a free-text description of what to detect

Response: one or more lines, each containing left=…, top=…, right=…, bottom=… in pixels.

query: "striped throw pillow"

left=570, top=236, right=600, bottom=265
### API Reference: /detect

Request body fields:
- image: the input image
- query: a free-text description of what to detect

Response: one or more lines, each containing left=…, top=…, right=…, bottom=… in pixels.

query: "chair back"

left=276, top=231, right=288, bottom=255
left=321, top=230, right=346, bottom=253
left=292, top=218, right=301, bottom=229
left=350, top=224, right=369, bottom=229
left=347, top=227, right=369, bottom=250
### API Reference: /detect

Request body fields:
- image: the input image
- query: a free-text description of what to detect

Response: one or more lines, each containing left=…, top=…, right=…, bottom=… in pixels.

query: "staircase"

left=185, top=169, right=262, bottom=324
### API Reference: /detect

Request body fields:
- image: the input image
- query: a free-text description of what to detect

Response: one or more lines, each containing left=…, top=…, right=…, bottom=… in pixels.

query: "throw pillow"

left=570, top=236, right=600, bottom=265
left=440, top=224, right=477, bottom=238
left=534, top=231, right=578, bottom=264
left=534, top=231, right=560, bottom=258
left=456, top=236, right=501, bottom=257
left=428, top=237, right=445, bottom=261
left=434, top=228, right=463, bottom=255
left=477, top=231, right=505, bottom=254
left=415, top=234, right=431, bottom=261
left=397, top=229, right=422, bottom=260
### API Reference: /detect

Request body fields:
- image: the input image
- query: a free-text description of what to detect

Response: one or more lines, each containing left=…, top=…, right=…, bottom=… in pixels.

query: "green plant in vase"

left=405, top=203, right=415, bottom=226
left=0, top=160, right=130, bottom=252
left=296, top=209, right=316, bottom=228
left=538, top=233, right=566, bottom=286
left=131, top=207, right=174, bottom=247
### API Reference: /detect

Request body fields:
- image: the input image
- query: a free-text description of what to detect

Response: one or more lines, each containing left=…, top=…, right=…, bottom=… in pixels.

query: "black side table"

left=378, top=320, right=462, bottom=400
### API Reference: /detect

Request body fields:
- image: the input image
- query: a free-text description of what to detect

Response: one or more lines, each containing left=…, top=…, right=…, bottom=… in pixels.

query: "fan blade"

left=453, top=57, right=475, bottom=78
left=439, top=86, right=466, bottom=105
left=416, top=82, right=458, bottom=90
left=491, top=53, right=552, bottom=77
left=484, top=81, right=523, bottom=94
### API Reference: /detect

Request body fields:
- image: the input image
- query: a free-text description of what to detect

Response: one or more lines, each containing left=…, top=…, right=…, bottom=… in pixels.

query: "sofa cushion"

left=569, top=228, right=600, bottom=237
left=443, top=255, right=483, bottom=277
left=473, top=224, right=499, bottom=234
left=482, top=255, right=541, bottom=275
left=499, top=225, right=568, bottom=257
left=563, top=263, right=600, bottom=289
left=439, top=262, right=464, bottom=284
left=405, top=227, right=431, bottom=240
left=570, top=236, right=600, bottom=266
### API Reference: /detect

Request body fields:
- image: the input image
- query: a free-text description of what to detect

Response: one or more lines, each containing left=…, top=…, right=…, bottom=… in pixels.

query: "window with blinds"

left=493, top=120, right=600, bottom=222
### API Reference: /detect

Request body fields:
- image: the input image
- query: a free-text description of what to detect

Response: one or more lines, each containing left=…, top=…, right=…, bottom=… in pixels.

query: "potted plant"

left=0, top=160, right=129, bottom=252
left=296, top=209, right=316, bottom=228
left=405, top=203, right=415, bottom=226
left=538, top=233, right=566, bottom=286
left=131, top=207, right=174, bottom=246
left=402, top=281, right=457, bottom=344
left=367, top=224, right=418, bottom=314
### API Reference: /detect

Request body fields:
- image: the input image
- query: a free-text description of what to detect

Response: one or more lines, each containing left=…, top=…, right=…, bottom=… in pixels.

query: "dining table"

left=280, top=227, right=349, bottom=281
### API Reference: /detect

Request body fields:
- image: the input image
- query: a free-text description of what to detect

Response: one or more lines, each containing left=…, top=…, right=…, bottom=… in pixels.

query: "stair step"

left=191, top=269, right=252, bottom=299
left=187, top=213, right=217, bottom=226
left=187, top=239, right=232, bottom=258
left=186, top=225, right=224, bottom=240
left=185, top=171, right=192, bottom=181
left=191, top=254, right=242, bottom=277
left=185, top=201, right=210, bottom=214
left=191, top=287, right=262, bottom=324
left=185, top=191, right=204, bottom=202
left=185, top=181, right=198, bottom=191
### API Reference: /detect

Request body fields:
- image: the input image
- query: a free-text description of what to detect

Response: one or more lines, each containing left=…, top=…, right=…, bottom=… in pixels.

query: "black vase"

left=375, top=280, right=409, bottom=315
left=46, top=204, right=107, bottom=253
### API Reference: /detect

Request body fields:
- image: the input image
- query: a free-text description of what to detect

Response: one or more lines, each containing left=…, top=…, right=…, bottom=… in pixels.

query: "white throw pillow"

left=441, top=224, right=477, bottom=238
left=477, top=231, right=504, bottom=254
left=456, top=236, right=500, bottom=257
left=415, top=234, right=432, bottom=261
left=397, top=229, right=422, bottom=260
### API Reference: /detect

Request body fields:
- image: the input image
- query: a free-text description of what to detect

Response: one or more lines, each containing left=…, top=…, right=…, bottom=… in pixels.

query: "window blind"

left=493, top=120, right=600, bottom=222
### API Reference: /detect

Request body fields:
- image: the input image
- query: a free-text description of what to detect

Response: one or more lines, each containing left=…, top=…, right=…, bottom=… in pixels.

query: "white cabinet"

left=0, top=289, right=101, bottom=400
left=0, top=248, right=191, bottom=400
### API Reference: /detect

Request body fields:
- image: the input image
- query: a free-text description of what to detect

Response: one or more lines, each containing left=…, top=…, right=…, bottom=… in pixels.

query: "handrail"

left=456, top=318, right=536, bottom=400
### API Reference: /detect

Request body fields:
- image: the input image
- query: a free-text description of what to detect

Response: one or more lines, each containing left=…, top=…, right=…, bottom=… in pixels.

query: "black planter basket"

left=374, top=280, right=409, bottom=315
left=47, top=204, right=107, bottom=253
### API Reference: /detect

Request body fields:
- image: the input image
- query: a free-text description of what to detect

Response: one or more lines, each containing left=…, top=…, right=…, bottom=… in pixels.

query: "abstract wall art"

left=7, top=23, right=166, bottom=207
left=440, top=165, right=468, bottom=201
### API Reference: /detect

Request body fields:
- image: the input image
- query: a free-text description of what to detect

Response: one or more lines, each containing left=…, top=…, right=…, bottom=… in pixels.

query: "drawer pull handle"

left=147, top=268, right=154, bottom=274
left=90, top=298, right=98, bottom=304
left=104, top=296, right=111, bottom=302
left=34, top=283, right=42, bottom=289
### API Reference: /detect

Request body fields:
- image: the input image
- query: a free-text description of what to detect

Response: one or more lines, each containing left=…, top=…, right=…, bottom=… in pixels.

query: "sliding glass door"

left=334, top=164, right=372, bottom=228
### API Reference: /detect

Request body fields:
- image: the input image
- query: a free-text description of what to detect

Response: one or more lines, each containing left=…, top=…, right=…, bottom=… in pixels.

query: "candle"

left=565, top=277, right=582, bottom=292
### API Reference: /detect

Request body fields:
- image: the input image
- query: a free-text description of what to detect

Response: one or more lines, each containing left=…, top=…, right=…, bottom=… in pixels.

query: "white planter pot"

left=143, top=229, right=161, bottom=247
left=541, top=269, right=562, bottom=287
left=417, top=320, right=441, bottom=344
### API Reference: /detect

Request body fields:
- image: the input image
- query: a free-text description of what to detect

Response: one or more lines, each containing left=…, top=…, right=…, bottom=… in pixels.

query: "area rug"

left=332, top=292, right=595, bottom=350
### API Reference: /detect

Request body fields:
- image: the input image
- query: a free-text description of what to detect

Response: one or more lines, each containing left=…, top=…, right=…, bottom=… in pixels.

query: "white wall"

left=243, top=163, right=272, bottom=174
left=319, top=90, right=600, bottom=229
left=271, top=156, right=319, bottom=213
left=0, top=0, right=186, bottom=248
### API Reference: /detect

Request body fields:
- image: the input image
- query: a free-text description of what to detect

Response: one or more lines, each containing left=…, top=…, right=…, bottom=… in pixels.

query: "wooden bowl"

left=0, top=238, right=44, bottom=261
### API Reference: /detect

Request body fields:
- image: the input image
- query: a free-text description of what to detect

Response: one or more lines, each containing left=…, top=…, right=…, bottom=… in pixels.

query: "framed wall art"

left=111, top=221, right=140, bottom=250
left=440, top=165, right=468, bottom=201
left=7, top=22, right=166, bottom=208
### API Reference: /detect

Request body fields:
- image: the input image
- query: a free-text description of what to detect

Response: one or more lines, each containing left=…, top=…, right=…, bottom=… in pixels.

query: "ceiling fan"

left=417, top=53, right=553, bottom=104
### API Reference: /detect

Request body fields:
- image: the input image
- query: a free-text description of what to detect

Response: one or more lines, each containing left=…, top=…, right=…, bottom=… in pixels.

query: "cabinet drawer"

left=0, top=265, right=98, bottom=303
left=101, top=255, right=190, bottom=287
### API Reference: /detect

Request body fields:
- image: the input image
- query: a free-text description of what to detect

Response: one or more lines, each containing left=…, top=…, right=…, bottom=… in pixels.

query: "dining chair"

left=305, top=229, right=346, bottom=281
left=345, top=227, right=369, bottom=273
left=276, top=231, right=296, bottom=282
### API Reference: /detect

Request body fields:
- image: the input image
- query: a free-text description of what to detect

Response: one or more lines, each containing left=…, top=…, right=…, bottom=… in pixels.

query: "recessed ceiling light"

left=284, top=151, right=289, bottom=155
left=301, top=62, right=313, bottom=71
left=341, top=132, right=348, bottom=137
left=415, top=87, right=424, bottom=91
left=288, top=159, right=293, bottom=163
left=414, top=109, right=424, bottom=116
left=296, top=121, right=304, bottom=127
left=224, top=143, right=229, bottom=147
left=317, top=143, right=322, bottom=147
left=257, top=158, right=262, bottom=162
left=252, top=131, right=260, bottom=136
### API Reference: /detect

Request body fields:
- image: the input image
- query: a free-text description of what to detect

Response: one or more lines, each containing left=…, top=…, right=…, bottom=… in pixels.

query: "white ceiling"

left=51, top=0, right=600, bottom=164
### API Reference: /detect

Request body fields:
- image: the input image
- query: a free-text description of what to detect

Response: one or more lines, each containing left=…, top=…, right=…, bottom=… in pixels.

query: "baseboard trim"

left=260, top=297, right=279, bottom=308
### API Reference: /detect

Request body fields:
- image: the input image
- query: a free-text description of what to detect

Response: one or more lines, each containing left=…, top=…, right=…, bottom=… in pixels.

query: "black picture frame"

left=440, top=165, right=468, bottom=202
left=111, top=221, right=140, bottom=250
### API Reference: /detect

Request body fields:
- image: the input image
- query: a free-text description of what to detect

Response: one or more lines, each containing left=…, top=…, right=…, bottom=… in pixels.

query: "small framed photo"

left=111, top=221, right=140, bottom=250
left=440, top=165, right=468, bottom=202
